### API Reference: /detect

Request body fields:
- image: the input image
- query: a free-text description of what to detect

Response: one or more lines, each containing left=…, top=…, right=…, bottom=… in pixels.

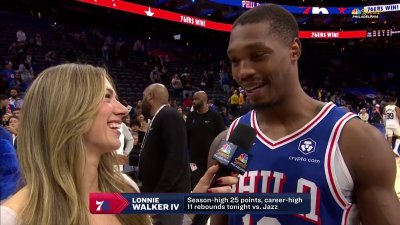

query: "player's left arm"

left=339, top=119, right=400, bottom=225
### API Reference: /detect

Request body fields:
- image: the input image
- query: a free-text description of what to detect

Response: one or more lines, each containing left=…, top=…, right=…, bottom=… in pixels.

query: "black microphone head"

left=228, top=123, right=257, bottom=151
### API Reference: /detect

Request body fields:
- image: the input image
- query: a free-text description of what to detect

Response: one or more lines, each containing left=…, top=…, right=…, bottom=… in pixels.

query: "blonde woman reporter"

left=0, top=64, right=237, bottom=225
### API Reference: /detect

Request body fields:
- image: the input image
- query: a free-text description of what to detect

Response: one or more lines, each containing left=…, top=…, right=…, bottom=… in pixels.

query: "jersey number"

left=241, top=178, right=320, bottom=225
left=387, top=112, right=394, bottom=119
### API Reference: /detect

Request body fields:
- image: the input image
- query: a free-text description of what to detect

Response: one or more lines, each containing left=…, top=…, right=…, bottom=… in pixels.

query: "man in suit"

left=139, top=83, right=191, bottom=225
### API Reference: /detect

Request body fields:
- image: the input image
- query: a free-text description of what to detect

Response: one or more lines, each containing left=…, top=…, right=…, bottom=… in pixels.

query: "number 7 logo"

left=96, top=200, right=104, bottom=211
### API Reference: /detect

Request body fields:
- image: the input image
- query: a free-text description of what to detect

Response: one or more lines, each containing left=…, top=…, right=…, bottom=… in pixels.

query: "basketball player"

left=384, top=96, right=400, bottom=154
left=208, top=4, right=400, bottom=225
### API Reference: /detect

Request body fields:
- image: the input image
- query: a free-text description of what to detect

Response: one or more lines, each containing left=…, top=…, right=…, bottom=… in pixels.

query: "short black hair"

left=10, top=87, right=19, bottom=93
left=130, top=119, right=141, bottom=128
left=233, top=4, right=299, bottom=44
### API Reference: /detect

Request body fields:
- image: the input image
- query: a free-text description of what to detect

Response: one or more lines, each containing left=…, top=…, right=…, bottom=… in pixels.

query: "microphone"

left=191, top=124, right=256, bottom=225
left=210, top=123, right=257, bottom=187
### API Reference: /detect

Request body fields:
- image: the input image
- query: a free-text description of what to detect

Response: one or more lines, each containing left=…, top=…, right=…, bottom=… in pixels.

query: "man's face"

left=192, top=94, right=204, bottom=111
left=13, top=110, right=20, bottom=117
left=227, top=22, right=299, bottom=109
left=10, top=90, right=18, bottom=98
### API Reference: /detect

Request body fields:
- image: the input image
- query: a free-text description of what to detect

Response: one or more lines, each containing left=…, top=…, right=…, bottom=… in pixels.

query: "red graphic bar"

left=77, top=0, right=367, bottom=38
left=77, top=0, right=232, bottom=32
left=299, top=30, right=367, bottom=38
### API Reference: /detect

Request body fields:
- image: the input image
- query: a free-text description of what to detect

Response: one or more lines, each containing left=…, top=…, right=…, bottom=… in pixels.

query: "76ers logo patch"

left=298, top=138, right=317, bottom=155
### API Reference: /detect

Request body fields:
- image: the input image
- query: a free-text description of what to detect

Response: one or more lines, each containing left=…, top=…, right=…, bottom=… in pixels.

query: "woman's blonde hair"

left=17, top=64, right=151, bottom=225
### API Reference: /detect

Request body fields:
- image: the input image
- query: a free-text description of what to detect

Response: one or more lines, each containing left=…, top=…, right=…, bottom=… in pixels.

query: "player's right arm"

left=395, top=106, right=400, bottom=121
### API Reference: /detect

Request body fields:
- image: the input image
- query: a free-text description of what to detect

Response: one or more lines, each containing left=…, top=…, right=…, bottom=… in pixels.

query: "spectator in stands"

left=25, top=49, right=37, bottom=70
left=220, top=105, right=233, bottom=127
left=370, top=104, right=384, bottom=133
left=171, top=73, right=183, bottom=97
left=169, top=99, right=178, bottom=109
left=156, top=54, right=164, bottom=68
left=1, top=61, right=16, bottom=86
left=150, top=66, right=161, bottom=83
left=16, top=41, right=26, bottom=60
left=1, top=95, right=14, bottom=117
left=5, top=115, right=19, bottom=149
left=229, top=89, right=239, bottom=116
left=160, top=66, right=169, bottom=87
left=8, top=42, right=18, bottom=57
left=8, top=72, right=27, bottom=92
left=200, top=71, right=208, bottom=88
left=16, top=29, right=26, bottom=43
left=134, top=100, right=142, bottom=116
left=137, top=114, right=148, bottom=132
left=181, top=73, right=194, bottom=99
left=116, top=121, right=134, bottom=172
left=35, top=33, right=43, bottom=46
left=102, top=43, right=110, bottom=61
left=358, top=108, right=369, bottom=123
left=18, top=62, right=34, bottom=87
left=182, top=93, right=193, bottom=111
left=371, top=104, right=383, bottom=124
left=208, top=99, right=219, bottom=113
left=130, top=119, right=145, bottom=145
left=220, top=70, right=230, bottom=94
left=239, top=89, right=245, bottom=109
left=133, top=39, right=145, bottom=54
left=1, top=113, right=12, bottom=127
left=9, top=88, right=23, bottom=109
left=12, top=108, right=21, bottom=118
left=122, top=114, right=131, bottom=127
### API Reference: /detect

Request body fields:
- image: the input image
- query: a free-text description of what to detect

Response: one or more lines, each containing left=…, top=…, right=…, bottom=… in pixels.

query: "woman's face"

left=84, top=79, right=128, bottom=153
left=137, top=114, right=145, bottom=122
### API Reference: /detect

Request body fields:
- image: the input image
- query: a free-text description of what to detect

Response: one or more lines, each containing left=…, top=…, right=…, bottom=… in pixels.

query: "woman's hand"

left=192, top=164, right=238, bottom=194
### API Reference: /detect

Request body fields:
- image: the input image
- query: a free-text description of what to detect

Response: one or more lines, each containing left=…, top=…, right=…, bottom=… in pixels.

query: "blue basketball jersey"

left=228, top=102, right=359, bottom=225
